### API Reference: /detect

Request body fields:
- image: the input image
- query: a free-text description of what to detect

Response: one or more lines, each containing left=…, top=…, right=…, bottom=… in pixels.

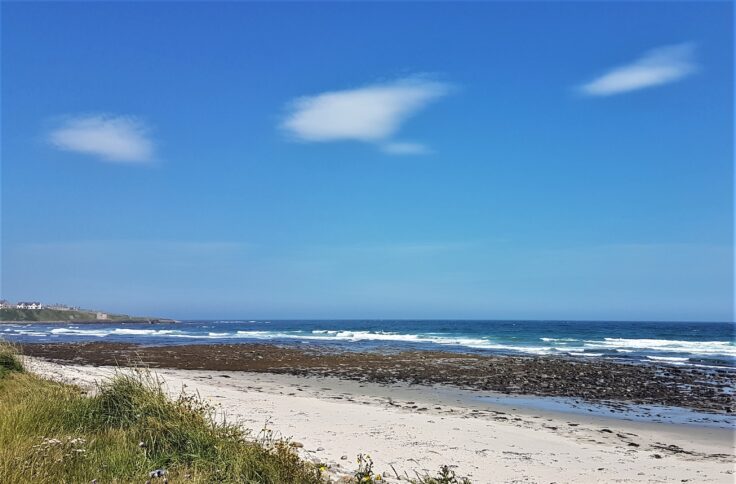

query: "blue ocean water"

left=3, top=320, right=734, bottom=368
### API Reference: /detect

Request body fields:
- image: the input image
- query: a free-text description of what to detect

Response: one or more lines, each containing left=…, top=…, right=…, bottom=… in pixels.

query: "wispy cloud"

left=20, top=240, right=249, bottom=255
left=380, top=141, right=431, bottom=155
left=281, top=77, right=450, bottom=155
left=49, top=114, right=154, bottom=163
left=580, top=43, right=697, bottom=96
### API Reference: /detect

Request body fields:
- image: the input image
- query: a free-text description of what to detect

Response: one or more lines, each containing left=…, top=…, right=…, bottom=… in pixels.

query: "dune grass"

left=0, top=347, right=324, bottom=483
left=0, top=343, right=472, bottom=483
left=0, top=341, right=24, bottom=378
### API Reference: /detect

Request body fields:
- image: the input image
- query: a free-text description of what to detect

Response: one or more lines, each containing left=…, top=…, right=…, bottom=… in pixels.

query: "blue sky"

left=1, top=2, right=733, bottom=321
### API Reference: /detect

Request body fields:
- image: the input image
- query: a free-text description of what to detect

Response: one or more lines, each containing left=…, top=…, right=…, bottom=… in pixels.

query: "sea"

left=3, top=319, right=734, bottom=369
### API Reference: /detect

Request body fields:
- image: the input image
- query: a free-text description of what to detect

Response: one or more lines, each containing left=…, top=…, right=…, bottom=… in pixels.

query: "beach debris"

left=651, top=443, right=701, bottom=456
left=341, top=455, right=348, bottom=460
left=290, top=441, right=304, bottom=448
left=149, top=468, right=167, bottom=478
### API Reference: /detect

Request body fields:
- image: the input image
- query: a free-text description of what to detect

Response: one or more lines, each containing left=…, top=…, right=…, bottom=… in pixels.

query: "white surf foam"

left=110, top=328, right=180, bottom=336
left=49, top=327, right=182, bottom=337
left=232, top=329, right=557, bottom=354
left=50, top=328, right=110, bottom=337
left=11, top=326, right=733, bottom=365
left=15, top=330, right=48, bottom=337
left=647, top=356, right=689, bottom=363
left=583, top=338, right=736, bottom=357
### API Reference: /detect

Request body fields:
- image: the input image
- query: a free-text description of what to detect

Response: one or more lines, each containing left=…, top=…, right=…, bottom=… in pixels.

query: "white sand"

left=26, top=357, right=735, bottom=483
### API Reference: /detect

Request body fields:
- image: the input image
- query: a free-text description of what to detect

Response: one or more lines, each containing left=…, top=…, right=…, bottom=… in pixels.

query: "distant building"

left=47, top=304, right=74, bottom=311
left=0, top=300, right=11, bottom=309
left=96, top=312, right=108, bottom=320
left=17, top=302, right=43, bottom=309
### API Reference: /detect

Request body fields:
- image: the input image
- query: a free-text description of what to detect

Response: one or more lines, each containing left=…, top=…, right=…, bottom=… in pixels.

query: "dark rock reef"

left=20, top=342, right=735, bottom=414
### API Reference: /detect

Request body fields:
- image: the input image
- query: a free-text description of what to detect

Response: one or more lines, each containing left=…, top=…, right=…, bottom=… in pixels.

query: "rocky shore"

left=20, top=342, right=735, bottom=414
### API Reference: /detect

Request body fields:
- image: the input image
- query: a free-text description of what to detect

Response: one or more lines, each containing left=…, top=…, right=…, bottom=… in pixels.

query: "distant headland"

left=0, top=300, right=174, bottom=324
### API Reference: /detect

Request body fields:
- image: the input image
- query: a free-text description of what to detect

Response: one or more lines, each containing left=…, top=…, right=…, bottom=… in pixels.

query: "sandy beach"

left=25, top=355, right=735, bottom=483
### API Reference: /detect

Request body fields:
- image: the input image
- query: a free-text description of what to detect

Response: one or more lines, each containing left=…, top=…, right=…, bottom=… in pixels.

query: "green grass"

left=0, top=341, right=24, bottom=378
left=0, top=343, right=472, bottom=483
left=0, top=349, right=324, bottom=483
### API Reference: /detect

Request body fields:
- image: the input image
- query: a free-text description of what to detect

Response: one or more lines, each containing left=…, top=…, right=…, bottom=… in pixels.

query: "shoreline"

left=25, top=356, right=736, bottom=483
left=18, top=341, right=736, bottom=414
left=0, top=319, right=177, bottom=324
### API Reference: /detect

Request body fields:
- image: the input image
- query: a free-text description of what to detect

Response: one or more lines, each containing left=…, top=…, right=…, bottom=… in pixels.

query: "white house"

left=17, top=301, right=43, bottom=309
left=47, top=304, right=75, bottom=311
left=0, top=300, right=11, bottom=309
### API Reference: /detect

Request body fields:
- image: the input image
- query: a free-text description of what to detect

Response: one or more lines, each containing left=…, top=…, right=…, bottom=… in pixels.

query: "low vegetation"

left=353, top=453, right=471, bottom=484
left=0, top=343, right=472, bottom=483
left=413, top=465, right=472, bottom=484
left=0, top=347, right=323, bottom=483
left=0, top=341, right=24, bottom=378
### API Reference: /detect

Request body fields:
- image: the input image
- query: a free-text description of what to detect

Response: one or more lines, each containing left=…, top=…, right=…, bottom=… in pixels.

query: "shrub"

left=354, top=453, right=382, bottom=482
left=0, top=341, right=24, bottom=378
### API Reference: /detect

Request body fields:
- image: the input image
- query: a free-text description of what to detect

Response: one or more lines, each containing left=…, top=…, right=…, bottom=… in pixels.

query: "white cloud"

left=281, top=78, right=449, bottom=154
left=580, top=43, right=697, bottom=96
left=380, top=141, right=431, bottom=155
left=49, top=114, right=154, bottom=163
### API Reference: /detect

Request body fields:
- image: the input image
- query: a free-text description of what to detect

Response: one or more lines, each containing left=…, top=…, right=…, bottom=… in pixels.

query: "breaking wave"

left=2, top=322, right=732, bottom=367
left=582, top=338, right=736, bottom=357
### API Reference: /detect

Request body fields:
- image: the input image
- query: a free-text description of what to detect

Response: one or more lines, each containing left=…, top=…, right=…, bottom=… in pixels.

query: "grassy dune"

left=0, top=342, right=324, bottom=483
left=0, top=343, right=470, bottom=483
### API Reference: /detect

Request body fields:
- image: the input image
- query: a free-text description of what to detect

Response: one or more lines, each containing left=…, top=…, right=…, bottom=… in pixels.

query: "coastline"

left=25, top=355, right=735, bottom=483
left=0, top=320, right=176, bottom=325
left=0, top=306, right=175, bottom=324
left=19, top=341, right=736, bottom=414
left=0, top=319, right=177, bottom=324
